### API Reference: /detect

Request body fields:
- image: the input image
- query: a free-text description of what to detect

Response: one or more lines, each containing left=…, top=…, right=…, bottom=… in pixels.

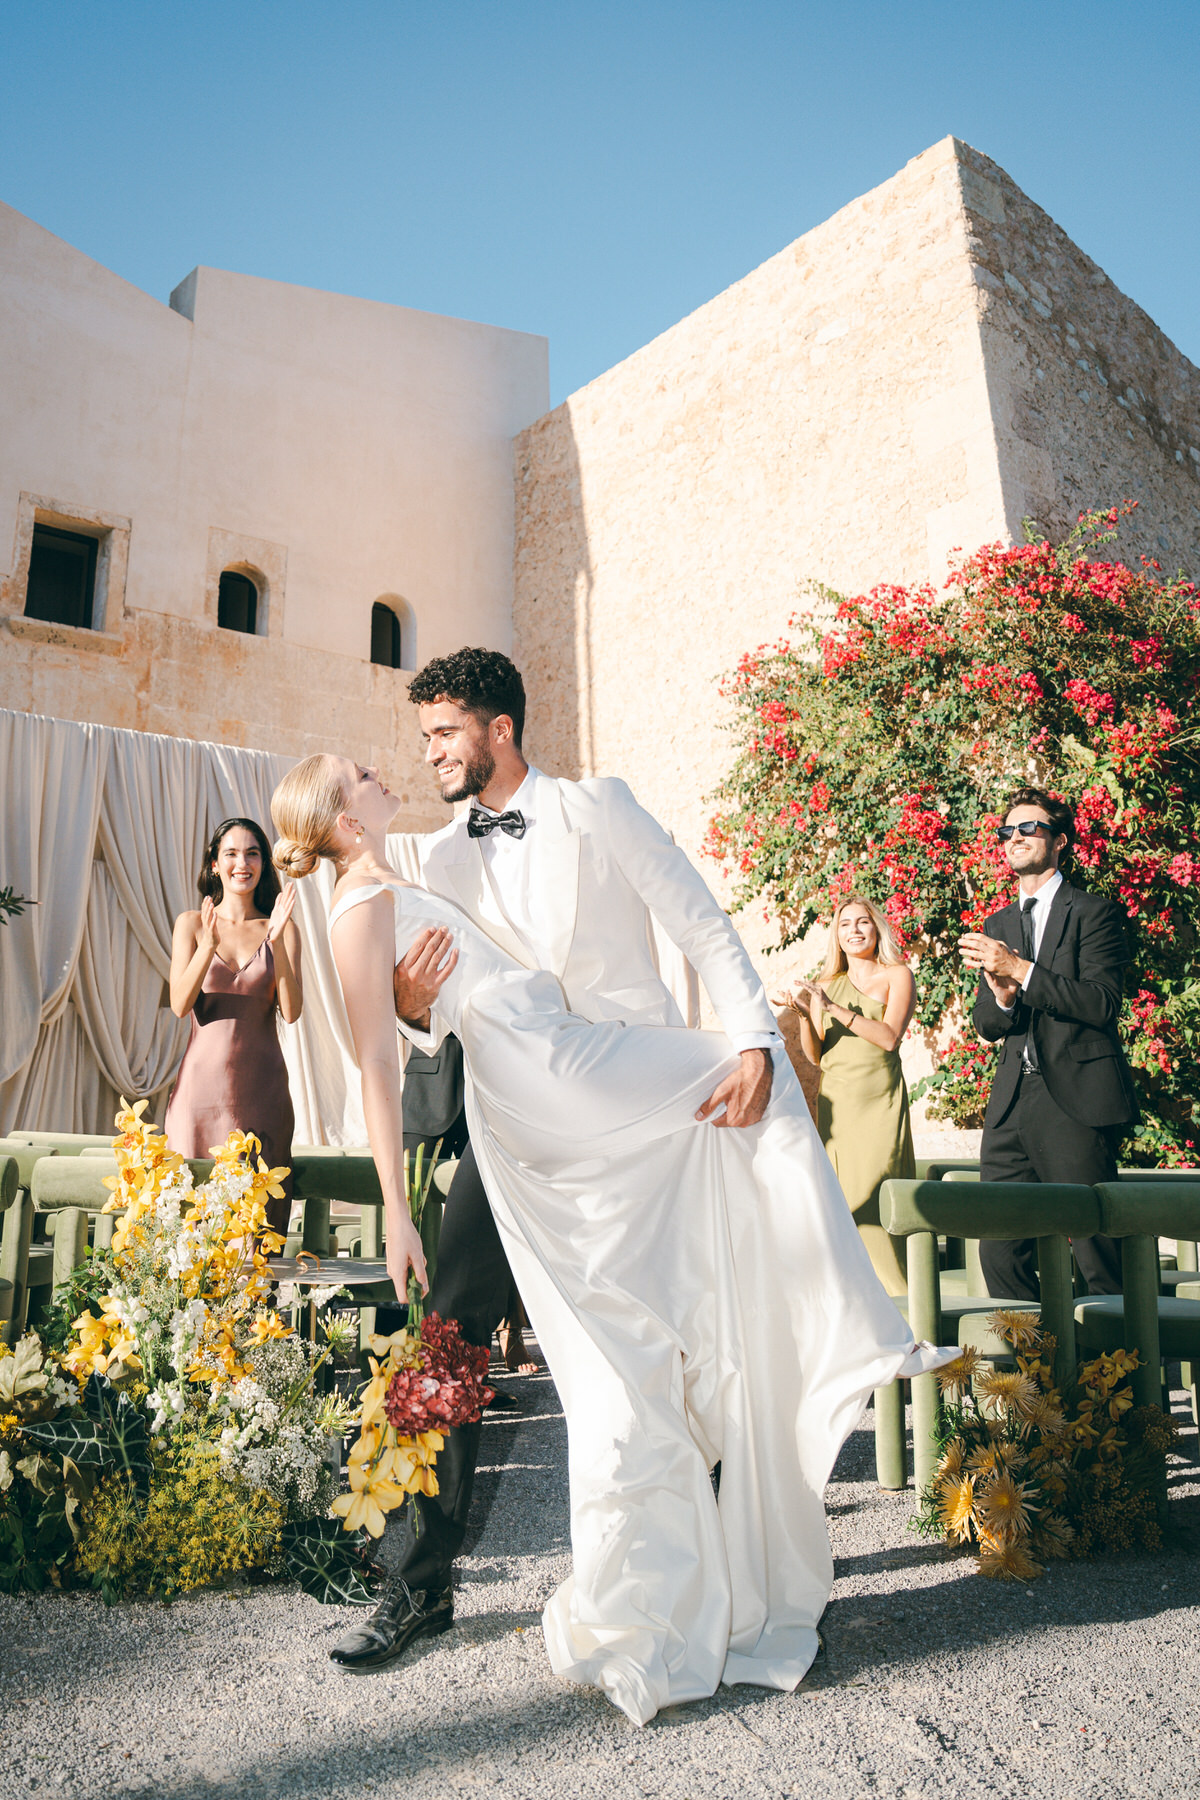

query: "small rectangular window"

left=25, top=525, right=99, bottom=629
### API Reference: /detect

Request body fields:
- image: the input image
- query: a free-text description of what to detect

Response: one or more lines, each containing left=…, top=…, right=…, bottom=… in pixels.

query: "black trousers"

left=379, top=1136, right=518, bottom=1591
left=979, top=1067, right=1123, bottom=1301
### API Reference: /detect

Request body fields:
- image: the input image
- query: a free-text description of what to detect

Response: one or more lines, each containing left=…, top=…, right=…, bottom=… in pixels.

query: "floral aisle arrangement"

left=0, top=1102, right=367, bottom=1602
left=331, top=1138, right=493, bottom=1540
left=913, top=1312, right=1178, bottom=1579
left=707, top=505, right=1200, bottom=1162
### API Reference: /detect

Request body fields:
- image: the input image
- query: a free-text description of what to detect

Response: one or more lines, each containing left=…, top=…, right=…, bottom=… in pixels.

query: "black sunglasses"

left=996, top=820, right=1054, bottom=842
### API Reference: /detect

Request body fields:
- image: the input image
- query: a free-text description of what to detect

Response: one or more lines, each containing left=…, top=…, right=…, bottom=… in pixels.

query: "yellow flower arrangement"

left=915, top=1311, right=1178, bottom=1579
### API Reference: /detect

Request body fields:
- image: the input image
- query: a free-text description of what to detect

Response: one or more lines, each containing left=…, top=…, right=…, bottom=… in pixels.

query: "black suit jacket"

left=973, top=879, right=1138, bottom=1130
left=400, top=1033, right=466, bottom=1139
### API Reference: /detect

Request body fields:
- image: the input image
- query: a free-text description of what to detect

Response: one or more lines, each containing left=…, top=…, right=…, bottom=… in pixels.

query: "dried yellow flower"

left=936, top=1346, right=980, bottom=1399
left=976, top=1369, right=1041, bottom=1422
left=975, top=1471, right=1039, bottom=1541
left=987, top=1309, right=1042, bottom=1350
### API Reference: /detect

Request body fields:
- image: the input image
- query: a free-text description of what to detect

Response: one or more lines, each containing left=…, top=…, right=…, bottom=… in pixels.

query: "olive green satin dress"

left=816, top=973, right=914, bottom=1297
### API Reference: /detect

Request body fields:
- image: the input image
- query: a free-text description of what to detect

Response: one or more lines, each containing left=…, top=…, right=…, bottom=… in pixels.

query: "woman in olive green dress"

left=785, top=896, right=916, bottom=1296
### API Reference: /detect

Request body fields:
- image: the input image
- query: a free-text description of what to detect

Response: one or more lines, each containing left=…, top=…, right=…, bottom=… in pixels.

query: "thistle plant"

left=914, top=1312, right=1178, bottom=1577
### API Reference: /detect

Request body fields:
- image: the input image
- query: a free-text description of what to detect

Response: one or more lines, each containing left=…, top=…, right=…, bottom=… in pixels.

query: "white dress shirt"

left=470, top=767, right=555, bottom=969
left=471, top=766, right=778, bottom=1055
left=998, top=869, right=1063, bottom=1011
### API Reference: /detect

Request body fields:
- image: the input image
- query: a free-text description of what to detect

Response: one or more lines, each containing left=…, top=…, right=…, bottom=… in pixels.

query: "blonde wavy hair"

left=271, top=755, right=347, bottom=879
left=819, top=893, right=906, bottom=982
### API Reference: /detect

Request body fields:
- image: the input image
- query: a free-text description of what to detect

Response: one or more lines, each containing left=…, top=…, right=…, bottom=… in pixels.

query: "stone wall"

left=511, top=135, right=1198, bottom=1148
left=955, top=143, right=1200, bottom=565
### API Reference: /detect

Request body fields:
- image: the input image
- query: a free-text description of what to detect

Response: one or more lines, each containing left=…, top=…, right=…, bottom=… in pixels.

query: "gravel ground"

left=2, top=1352, right=1199, bottom=1800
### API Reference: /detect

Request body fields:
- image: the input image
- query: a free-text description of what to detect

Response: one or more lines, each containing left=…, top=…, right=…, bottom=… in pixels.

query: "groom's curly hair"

left=408, top=647, right=527, bottom=748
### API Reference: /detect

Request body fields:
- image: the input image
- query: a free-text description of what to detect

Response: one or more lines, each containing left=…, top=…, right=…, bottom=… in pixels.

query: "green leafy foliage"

left=37, top=1249, right=115, bottom=1356
left=280, top=1515, right=379, bottom=1606
left=707, top=507, right=1200, bottom=1159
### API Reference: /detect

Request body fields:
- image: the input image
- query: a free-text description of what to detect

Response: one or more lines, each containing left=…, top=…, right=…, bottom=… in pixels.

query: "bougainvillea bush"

left=706, top=506, right=1200, bottom=1162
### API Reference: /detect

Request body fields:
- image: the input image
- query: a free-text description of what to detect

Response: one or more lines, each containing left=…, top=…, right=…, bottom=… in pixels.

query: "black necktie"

left=467, top=808, right=528, bottom=840
left=1019, top=898, right=1038, bottom=1071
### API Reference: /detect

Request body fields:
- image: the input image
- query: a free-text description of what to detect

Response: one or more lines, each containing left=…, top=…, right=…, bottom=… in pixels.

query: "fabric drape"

left=0, top=707, right=364, bottom=1144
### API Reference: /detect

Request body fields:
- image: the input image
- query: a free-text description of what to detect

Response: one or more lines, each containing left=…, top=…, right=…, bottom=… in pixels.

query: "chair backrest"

left=879, top=1177, right=1099, bottom=1239
left=0, top=1140, right=57, bottom=1189
left=8, top=1131, right=116, bottom=1154
left=31, top=1158, right=118, bottom=1213
left=0, top=1156, right=16, bottom=1215
left=1094, top=1181, right=1200, bottom=1241
left=290, top=1154, right=384, bottom=1206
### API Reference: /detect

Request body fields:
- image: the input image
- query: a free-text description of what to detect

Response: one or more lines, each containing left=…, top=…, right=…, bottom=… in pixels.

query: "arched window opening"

left=218, top=570, right=258, bottom=634
left=371, top=599, right=405, bottom=669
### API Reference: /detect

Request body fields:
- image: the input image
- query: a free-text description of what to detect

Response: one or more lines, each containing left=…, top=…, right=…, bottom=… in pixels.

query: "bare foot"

left=497, top=1320, right=538, bottom=1376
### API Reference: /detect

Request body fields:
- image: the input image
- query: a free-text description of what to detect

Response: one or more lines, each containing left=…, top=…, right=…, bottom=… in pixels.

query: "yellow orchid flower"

left=359, top=1361, right=391, bottom=1430
left=252, top=1158, right=290, bottom=1200
left=210, top=1128, right=262, bottom=1164
left=330, top=1461, right=410, bottom=1536
left=247, top=1314, right=291, bottom=1347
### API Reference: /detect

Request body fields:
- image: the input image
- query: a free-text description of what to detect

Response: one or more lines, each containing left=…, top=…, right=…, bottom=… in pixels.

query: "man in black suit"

left=958, top=786, right=1138, bottom=1301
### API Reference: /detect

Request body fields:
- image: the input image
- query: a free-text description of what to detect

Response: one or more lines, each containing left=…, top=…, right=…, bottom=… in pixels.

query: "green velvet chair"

left=877, top=1177, right=1097, bottom=1491
left=0, top=1156, right=20, bottom=1342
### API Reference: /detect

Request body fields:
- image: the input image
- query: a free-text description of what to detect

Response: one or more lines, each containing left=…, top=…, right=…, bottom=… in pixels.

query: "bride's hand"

left=198, top=894, right=220, bottom=955
left=387, top=1221, right=429, bottom=1304
left=394, top=926, right=458, bottom=1026
left=267, top=880, right=297, bottom=941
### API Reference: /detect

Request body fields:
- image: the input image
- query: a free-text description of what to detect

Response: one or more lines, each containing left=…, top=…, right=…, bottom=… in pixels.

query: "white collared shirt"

left=1018, top=869, right=1063, bottom=984
left=470, top=767, right=778, bottom=1055
left=470, top=766, right=555, bottom=969
left=997, top=869, right=1063, bottom=1011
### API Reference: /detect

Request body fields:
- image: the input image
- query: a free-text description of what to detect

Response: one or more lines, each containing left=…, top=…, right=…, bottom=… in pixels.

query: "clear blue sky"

left=2, top=1, right=1196, bottom=405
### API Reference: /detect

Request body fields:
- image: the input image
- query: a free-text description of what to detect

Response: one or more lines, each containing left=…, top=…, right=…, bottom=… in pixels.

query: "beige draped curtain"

left=1, top=707, right=700, bottom=1145
left=0, top=707, right=366, bottom=1144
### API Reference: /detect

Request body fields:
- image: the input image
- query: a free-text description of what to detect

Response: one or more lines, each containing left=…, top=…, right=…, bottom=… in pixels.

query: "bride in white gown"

left=272, top=754, right=949, bottom=1727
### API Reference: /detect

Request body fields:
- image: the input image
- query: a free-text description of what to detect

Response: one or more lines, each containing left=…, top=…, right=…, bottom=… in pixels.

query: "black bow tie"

left=467, top=808, right=528, bottom=840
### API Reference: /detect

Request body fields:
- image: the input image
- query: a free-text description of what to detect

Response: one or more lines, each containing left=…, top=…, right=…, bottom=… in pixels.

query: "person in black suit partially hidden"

left=958, top=786, right=1138, bottom=1301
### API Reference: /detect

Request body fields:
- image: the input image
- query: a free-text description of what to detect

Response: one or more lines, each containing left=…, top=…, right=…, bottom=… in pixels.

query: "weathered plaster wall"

left=954, top=143, right=1200, bottom=566
left=0, top=202, right=548, bottom=827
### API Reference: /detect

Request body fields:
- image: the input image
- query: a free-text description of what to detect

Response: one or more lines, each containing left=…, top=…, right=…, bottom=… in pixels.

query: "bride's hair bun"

left=273, top=837, right=320, bottom=880
left=270, top=755, right=348, bottom=880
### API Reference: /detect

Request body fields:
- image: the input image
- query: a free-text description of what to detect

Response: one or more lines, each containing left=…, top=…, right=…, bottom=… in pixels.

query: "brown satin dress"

left=164, top=936, right=294, bottom=1238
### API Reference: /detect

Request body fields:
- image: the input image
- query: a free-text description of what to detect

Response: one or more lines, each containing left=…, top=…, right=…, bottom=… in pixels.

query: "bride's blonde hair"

left=819, top=893, right=905, bottom=981
left=271, top=755, right=346, bottom=879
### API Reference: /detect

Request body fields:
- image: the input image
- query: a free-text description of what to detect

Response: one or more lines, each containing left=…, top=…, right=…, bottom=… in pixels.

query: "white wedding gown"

left=331, top=881, right=917, bottom=1726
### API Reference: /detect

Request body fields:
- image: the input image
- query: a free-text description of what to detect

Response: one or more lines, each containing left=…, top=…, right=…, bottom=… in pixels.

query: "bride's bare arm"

left=331, top=891, right=429, bottom=1302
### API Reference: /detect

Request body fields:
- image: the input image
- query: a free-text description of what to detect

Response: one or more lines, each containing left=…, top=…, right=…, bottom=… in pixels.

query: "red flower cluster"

left=1064, top=678, right=1116, bottom=725
left=383, top=1313, right=494, bottom=1434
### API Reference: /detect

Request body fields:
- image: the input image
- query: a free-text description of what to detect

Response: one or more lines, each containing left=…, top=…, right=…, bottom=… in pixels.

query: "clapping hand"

left=958, top=931, right=1025, bottom=1005
left=778, top=979, right=827, bottom=1017
left=198, top=894, right=221, bottom=955
left=267, top=881, right=297, bottom=941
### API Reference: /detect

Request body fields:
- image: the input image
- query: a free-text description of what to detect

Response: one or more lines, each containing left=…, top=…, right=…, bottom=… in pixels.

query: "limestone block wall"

left=513, top=138, right=1008, bottom=865
left=955, top=144, right=1200, bottom=567
left=512, top=136, right=1198, bottom=1149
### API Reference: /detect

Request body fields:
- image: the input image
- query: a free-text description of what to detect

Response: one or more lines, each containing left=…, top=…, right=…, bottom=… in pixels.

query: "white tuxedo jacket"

left=390, top=773, right=777, bottom=1047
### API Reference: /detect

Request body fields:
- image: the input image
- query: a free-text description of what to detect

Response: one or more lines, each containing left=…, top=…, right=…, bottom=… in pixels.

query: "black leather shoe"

left=485, top=1386, right=520, bottom=1411
left=328, top=1578, right=453, bottom=1671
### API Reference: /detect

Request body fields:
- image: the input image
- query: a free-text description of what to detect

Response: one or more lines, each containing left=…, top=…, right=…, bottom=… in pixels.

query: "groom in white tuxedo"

left=330, top=647, right=780, bottom=1672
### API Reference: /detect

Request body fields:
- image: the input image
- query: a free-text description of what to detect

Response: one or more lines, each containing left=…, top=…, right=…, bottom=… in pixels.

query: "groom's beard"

left=440, top=742, right=496, bottom=804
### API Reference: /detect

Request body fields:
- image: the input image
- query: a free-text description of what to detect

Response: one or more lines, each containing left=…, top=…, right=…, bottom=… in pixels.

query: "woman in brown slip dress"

left=783, top=895, right=916, bottom=1297
left=165, top=817, right=303, bottom=1239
